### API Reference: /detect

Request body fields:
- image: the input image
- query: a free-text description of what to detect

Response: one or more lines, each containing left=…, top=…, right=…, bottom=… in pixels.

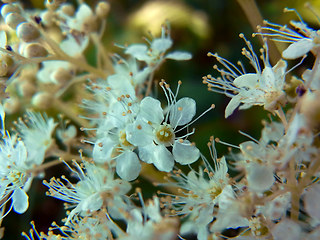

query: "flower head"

left=204, top=34, right=287, bottom=117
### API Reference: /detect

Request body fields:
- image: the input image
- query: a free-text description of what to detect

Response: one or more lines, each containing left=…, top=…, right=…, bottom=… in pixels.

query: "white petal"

left=60, top=36, right=89, bottom=57
left=138, top=144, right=156, bottom=164
left=169, top=97, right=196, bottom=127
left=81, top=194, right=103, bottom=212
left=225, top=95, right=241, bottom=118
left=134, top=67, right=151, bottom=85
left=282, top=39, right=313, bottom=59
left=126, top=119, right=153, bottom=147
left=233, top=73, right=258, bottom=88
left=165, top=51, right=192, bottom=60
left=12, top=188, right=29, bottom=214
left=116, top=151, right=141, bottom=181
left=139, top=144, right=174, bottom=171
left=247, top=163, right=274, bottom=193
left=92, top=137, right=115, bottom=163
left=152, top=145, right=174, bottom=172
left=125, top=44, right=149, bottom=61
left=173, top=140, right=199, bottom=165
left=139, top=97, right=164, bottom=124
left=151, top=38, right=172, bottom=52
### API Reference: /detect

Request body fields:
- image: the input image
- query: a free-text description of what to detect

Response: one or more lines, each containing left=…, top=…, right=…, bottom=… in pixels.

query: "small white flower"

left=15, top=110, right=57, bottom=165
left=261, top=13, right=320, bottom=59
left=205, top=35, right=287, bottom=118
left=160, top=141, right=235, bottom=239
left=0, top=107, right=33, bottom=215
left=126, top=81, right=200, bottom=171
left=43, top=160, right=131, bottom=224
left=124, top=24, right=191, bottom=67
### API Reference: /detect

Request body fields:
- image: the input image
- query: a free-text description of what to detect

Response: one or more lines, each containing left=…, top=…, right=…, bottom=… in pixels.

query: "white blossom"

left=204, top=35, right=287, bottom=117
left=43, top=160, right=131, bottom=224
left=126, top=81, right=200, bottom=172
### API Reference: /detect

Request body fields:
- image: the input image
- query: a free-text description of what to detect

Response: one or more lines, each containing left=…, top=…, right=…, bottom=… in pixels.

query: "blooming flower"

left=15, top=110, right=57, bottom=165
left=126, top=80, right=201, bottom=172
left=124, top=24, right=192, bottom=68
left=160, top=140, right=235, bottom=240
left=204, top=35, right=287, bottom=117
left=43, top=160, right=131, bottom=224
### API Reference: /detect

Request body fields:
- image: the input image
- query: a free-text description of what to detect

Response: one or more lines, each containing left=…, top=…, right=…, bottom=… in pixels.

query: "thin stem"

left=145, top=71, right=155, bottom=97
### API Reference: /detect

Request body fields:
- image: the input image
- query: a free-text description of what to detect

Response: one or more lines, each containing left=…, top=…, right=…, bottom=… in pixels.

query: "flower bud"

left=61, top=4, right=75, bottom=16
left=41, top=11, right=55, bottom=27
left=18, top=81, right=37, bottom=98
left=16, top=22, right=40, bottom=42
left=82, top=15, right=99, bottom=33
left=95, top=2, right=110, bottom=19
left=4, top=97, right=20, bottom=114
left=31, top=91, right=53, bottom=109
left=51, top=67, right=72, bottom=84
left=24, top=43, right=48, bottom=58
left=5, top=12, right=25, bottom=29
left=0, top=55, right=14, bottom=77
left=300, top=91, right=320, bottom=130
left=1, top=3, right=20, bottom=18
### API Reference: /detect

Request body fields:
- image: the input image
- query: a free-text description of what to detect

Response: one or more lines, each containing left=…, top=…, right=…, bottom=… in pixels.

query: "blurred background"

left=2, top=0, right=319, bottom=238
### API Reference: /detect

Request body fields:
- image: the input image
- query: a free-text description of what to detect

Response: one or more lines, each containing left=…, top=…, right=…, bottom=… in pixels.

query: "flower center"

left=208, top=184, right=222, bottom=200
left=119, top=130, right=133, bottom=148
left=155, top=124, right=175, bottom=146
left=249, top=217, right=269, bottom=237
left=8, top=170, right=26, bottom=186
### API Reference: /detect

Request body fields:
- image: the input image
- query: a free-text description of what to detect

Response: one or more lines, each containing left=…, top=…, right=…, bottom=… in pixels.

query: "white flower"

left=124, top=24, right=191, bottom=67
left=0, top=107, right=33, bottom=215
left=92, top=94, right=141, bottom=181
left=204, top=35, right=287, bottom=118
left=0, top=137, right=31, bottom=215
left=43, top=160, right=131, bottom=224
left=15, top=110, right=57, bottom=165
left=126, top=81, right=200, bottom=172
left=160, top=140, right=235, bottom=239
left=120, top=197, right=178, bottom=240
left=261, top=15, right=320, bottom=59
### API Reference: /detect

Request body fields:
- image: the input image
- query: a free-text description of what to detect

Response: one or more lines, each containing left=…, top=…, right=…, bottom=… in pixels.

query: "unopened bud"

left=1, top=3, right=20, bottom=18
left=61, top=4, right=75, bottom=16
left=5, top=12, right=25, bottom=29
left=31, top=91, right=53, bottom=109
left=82, top=15, right=99, bottom=33
left=41, top=11, right=55, bottom=27
left=51, top=68, right=72, bottom=84
left=301, top=91, right=320, bottom=129
left=16, top=22, right=40, bottom=42
left=24, top=43, right=48, bottom=58
left=4, top=97, right=20, bottom=114
left=95, top=2, right=110, bottom=19
left=0, top=55, right=14, bottom=77
left=18, top=81, right=36, bottom=98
